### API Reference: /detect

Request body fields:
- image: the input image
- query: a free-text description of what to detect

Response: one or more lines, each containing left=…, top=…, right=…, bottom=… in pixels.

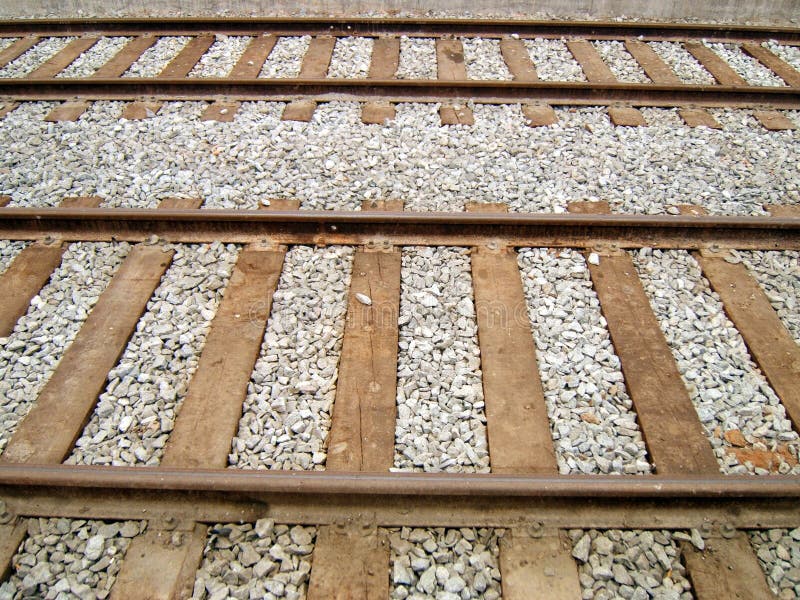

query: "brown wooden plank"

left=26, top=36, right=98, bottom=79
left=0, top=520, right=27, bottom=582
left=608, top=105, right=647, bottom=126
left=684, top=41, right=747, bottom=86
left=229, top=34, right=276, bottom=78
left=566, top=39, right=617, bottom=83
left=307, top=524, right=390, bottom=600
left=161, top=200, right=299, bottom=469
left=677, top=206, right=800, bottom=431
left=765, top=204, right=800, bottom=217
left=362, top=37, right=400, bottom=124
left=200, top=100, right=240, bottom=122
left=368, top=36, right=400, bottom=79
left=679, top=107, right=722, bottom=129
left=299, top=36, right=336, bottom=79
left=0, top=196, right=102, bottom=338
left=157, top=197, right=203, bottom=210
left=436, top=38, right=468, bottom=80
left=741, top=43, right=800, bottom=87
left=0, top=243, right=174, bottom=464
left=439, top=104, right=474, bottom=125
left=159, top=35, right=215, bottom=78
left=0, top=101, right=18, bottom=119
left=753, top=110, right=797, bottom=131
left=326, top=199, right=402, bottom=472
left=467, top=202, right=558, bottom=474
left=109, top=523, right=208, bottom=600
left=44, top=101, right=89, bottom=122
left=500, top=37, right=538, bottom=81
left=568, top=201, right=719, bottom=475
left=0, top=37, right=39, bottom=70
left=0, top=195, right=10, bottom=207
left=92, top=35, right=157, bottom=78
left=522, top=103, right=558, bottom=126
left=624, top=39, right=680, bottom=84
left=499, top=530, right=582, bottom=600
left=681, top=533, right=774, bottom=600
left=120, top=101, right=161, bottom=119
left=282, top=99, right=317, bottom=122
left=362, top=100, right=395, bottom=124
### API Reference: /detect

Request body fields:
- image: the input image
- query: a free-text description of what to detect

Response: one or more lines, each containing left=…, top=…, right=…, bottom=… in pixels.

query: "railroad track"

left=0, top=196, right=797, bottom=598
left=0, top=18, right=798, bottom=127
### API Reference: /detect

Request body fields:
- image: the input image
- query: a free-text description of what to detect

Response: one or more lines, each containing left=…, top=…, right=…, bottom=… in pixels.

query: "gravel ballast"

left=394, top=246, right=489, bottom=473
left=0, top=36, right=77, bottom=78
left=0, top=518, right=146, bottom=600
left=259, top=36, right=310, bottom=78
left=397, top=37, right=437, bottom=79
left=192, top=521, right=316, bottom=600
left=750, top=528, right=800, bottom=599
left=0, top=242, right=130, bottom=455
left=461, top=37, right=511, bottom=80
left=632, top=249, right=800, bottom=474
left=57, top=37, right=132, bottom=78
left=765, top=42, right=800, bottom=73
left=122, top=36, right=190, bottom=77
left=0, top=98, right=798, bottom=214
left=389, top=527, right=503, bottom=600
left=188, top=35, right=251, bottom=77
left=705, top=43, right=787, bottom=86
left=592, top=41, right=650, bottom=83
left=738, top=250, right=800, bottom=344
left=648, top=41, right=716, bottom=84
left=0, top=240, right=28, bottom=276
left=518, top=248, right=651, bottom=475
left=230, top=245, right=353, bottom=471
left=522, top=38, right=587, bottom=81
left=67, top=242, right=239, bottom=467
left=328, top=36, right=372, bottom=78
left=570, top=529, right=694, bottom=600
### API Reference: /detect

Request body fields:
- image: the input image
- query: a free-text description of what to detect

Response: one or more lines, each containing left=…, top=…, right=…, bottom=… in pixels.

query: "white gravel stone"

left=592, top=40, right=650, bottom=83
left=388, top=527, right=502, bottom=600
left=328, top=36, right=373, bottom=78
left=188, top=35, right=251, bottom=77
left=123, top=36, right=191, bottom=77
left=0, top=242, right=130, bottom=454
left=737, top=250, right=800, bottom=344
left=632, top=249, right=800, bottom=474
left=67, top=242, right=239, bottom=466
left=57, top=36, right=132, bottom=78
left=0, top=518, right=145, bottom=600
left=522, top=38, right=587, bottom=81
left=1, top=94, right=798, bottom=215
left=647, top=41, right=716, bottom=84
left=394, top=246, right=489, bottom=473
left=230, top=245, right=353, bottom=470
left=0, top=240, right=27, bottom=275
left=192, top=522, right=315, bottom=600
left=259, top=36, right=310, bottom=78
left=0, top=37, right=18, bottom=53
left=397, top=37, right=436, bottom=79
left=765, top=42, right=800, bottom=74
left=570, top=529, right=693, bottom=600
left=750, top=528, right=800, bottom=599
left=518, top=248, right=651, bottom=475
left=462, top=37, right=511, bottom=80
left=0, top=36, right=76, bottom=78
left=705, top=43, right=787, bottom=86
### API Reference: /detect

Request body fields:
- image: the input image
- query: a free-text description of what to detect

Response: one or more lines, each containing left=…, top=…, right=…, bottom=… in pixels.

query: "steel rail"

left=1, top=78, right=798, bottom=108
left=0, top=208, right=797, bottom=250
left=0, top=18, right=797, bottom=43
left=1, top=465, right=799, bottom=497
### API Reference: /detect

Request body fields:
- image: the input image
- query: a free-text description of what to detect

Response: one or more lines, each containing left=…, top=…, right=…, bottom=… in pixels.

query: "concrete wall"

left=0, top=0, right=798, bottom=24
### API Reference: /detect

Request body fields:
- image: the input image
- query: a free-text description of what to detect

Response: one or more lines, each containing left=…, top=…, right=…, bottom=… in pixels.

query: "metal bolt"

left=526, top=522, right=545, bottom=538
left=720, top=523, right=737, bottom=539
left=0, top=511, right=13, bottom=525
left=163, top=516, right=177, bottom=530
